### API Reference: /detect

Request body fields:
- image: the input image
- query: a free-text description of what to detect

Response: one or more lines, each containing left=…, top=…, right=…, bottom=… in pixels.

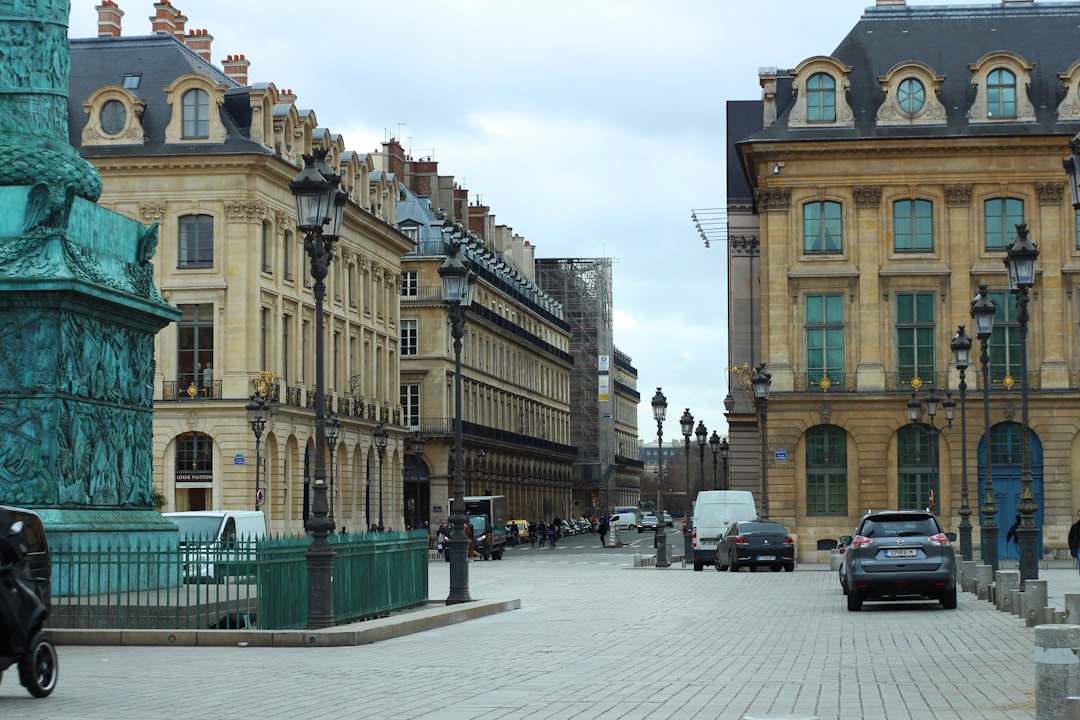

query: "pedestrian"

left=466, top=521, right=481, bottom=559
left=339, top=526, right=347, bottom=535
left=598, top=516, right=609, bottom=547
left=1005, top=514, right=1021, bottom=560
left=201, top=363, right=213, bottom=396
left=436, top=520, right=448, bottom=558
left=1069, top=510, right=1080, bottom=577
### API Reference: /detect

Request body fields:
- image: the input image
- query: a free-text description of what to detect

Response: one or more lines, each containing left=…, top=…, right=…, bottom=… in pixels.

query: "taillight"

left=852, top=535, right=873, bottom=548
left=734, top=535, right=748, bottom=545
left=928, top=533, right=949, bottom=546
left=783, top=536, right=794, bottom=546
left=692, top=526, right=697, bottom=548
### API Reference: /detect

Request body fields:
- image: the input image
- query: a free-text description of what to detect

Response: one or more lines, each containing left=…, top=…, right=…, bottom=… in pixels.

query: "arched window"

left=182, top=88, right=209, bottom=139
left=898, top=425, right=937, bottom=510
left=806, top=426, right=847, bottom=514
left=803, top=200, right=842, bottom=253
left=984, top=197, right=1024, bottom=251
left=175, top=431, right=213, bottom=477
left=806, top=73, right=836, bottom=122
left=987, top=68, right=1016, bottom=119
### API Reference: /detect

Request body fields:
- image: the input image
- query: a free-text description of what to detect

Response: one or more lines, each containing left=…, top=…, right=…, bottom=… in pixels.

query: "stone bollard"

left=1035, top=624, right=1080, bottom=720
left=1055, top=610, right=1067, bottom=624
left=961, top=560, right=977, bottom=593
left=998, top=570, right=1021, bottom=612
left=1012, top=589, right=1024, bottom=617
left=1026, top=581, right=1049, bottom=627
left=1066, top=595, right=1080, bottom=626
left=976, top=564, right=994, bottom=600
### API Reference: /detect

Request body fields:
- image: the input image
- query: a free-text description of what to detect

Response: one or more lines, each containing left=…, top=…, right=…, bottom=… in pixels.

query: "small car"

left=638, top=514, right=659, bottom=533
left=715, top=520, right=795, bottom=572
left=662, top=511, right=673, bottom=527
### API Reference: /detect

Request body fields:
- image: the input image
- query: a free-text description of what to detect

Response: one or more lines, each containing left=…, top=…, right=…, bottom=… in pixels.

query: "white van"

left=609, top=509, right=640, bottom=531
left=690, top=491, right=757, bottom=571
left=164, top=511, right=267, bottom=583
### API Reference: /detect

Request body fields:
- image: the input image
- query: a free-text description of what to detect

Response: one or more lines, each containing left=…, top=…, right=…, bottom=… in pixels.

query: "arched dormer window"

left=80, top=86, right=147, bottom=146
left=1055, top=60, right=1080, bottom=120
left=807, top=73, right=836, bottom=122
left=182, top=89, right=209, bottom=138
left=968, top=51, right=1035, bottom=124
left=876, top=61, right=947, bottom=127
left=788, top=56, right=854, bottom=129
left=163, top=75, right=229, bottom=144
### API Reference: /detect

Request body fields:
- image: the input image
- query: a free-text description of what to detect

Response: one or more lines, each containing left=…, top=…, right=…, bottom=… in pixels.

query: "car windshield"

left=168, top=516, right=223, bottom=540
left=469, top=516, right=487, bottom=533
left=737, top=522, right=786, bottom=534
left=861, top=515, right=939, bottom=537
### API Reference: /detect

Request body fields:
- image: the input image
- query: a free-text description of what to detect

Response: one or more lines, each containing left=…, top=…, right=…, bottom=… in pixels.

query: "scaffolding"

left=534, top=258, right=615, bottom=512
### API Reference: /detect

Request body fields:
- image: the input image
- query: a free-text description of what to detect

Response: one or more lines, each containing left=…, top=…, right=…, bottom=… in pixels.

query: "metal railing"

left=162, top=379, right=223, bottom=400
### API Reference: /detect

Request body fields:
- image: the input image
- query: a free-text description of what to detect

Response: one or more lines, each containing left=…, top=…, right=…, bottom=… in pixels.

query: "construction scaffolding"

left=534, top=258, right=615, bottom=513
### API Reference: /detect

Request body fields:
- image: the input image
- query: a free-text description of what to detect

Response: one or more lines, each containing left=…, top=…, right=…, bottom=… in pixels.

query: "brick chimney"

left=279, top=89, right=296, bottom=105
left=184, top=28, right=213, bottom=62
left=468, top=201, right=490, bottom=240
left=381, top=138, right=407, bottom=182
left=409, top=156, right=438, bottom=197
left=222, top=54, right=250, bottom=86
left=96, top=1, right=124, bottom=37
left=150, top=1, right=184, bottom=36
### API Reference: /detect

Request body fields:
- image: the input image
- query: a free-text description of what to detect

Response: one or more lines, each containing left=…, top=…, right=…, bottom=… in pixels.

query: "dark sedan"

left=714, top=521, right=795, bottom=572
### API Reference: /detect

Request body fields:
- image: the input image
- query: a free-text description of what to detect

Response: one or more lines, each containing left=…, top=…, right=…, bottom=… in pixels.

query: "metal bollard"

left=1026, top=581, right=1049, bottom=627
left=961, top=560, right=977, bottom=594
left=976, top=564, right=993, bottom=600
left=998, top=570, right=1020, bottom=612
left=1035, top=624, right=1080, bottom=720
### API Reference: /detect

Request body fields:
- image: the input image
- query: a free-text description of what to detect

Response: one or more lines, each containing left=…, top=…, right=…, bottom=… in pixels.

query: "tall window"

left=283, top=230, right=294, bottom=282
left=177, top=304, right=214, bottom=391
left=178, top=214, right=214, bottom=268
left=894, top=199, right=933, bottom=252
left=401, top=319, right=418, bottom=356
left=282, top=314, right=291, bottom=387
left=896, top=292, right=935, bottom=385
left=181, top=88, right=210, bottom=139
left=401, top=271, right=418, bottom=297
left=261, top=221, right=273, bottom=273
left=989, top=421, right=1023, bottom=465
left=987, top=68, right=1017, bottom=119
left=806, top=72, right=836, bottom=122
left=806, top=294, right=844, bottom=385
left=984, top=198, right=1024, bottom=250
left=400, top=384, right=420, bottom=427
left=898, top=425, right=937, bottom=511
left=803, top=201, right=842, bottom=254
left=988, top=289, right=1021, bottom=384
left=175, top=431, right=213, bottom=478
left=806, top=426, right=847, bottom=514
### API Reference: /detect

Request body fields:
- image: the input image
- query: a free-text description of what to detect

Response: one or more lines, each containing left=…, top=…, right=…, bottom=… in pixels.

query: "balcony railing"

left=163, top=379, right=222, bottom=400
left=792, top=373, right=858, bottom=393
left=413, top=417, right=577, bottom=457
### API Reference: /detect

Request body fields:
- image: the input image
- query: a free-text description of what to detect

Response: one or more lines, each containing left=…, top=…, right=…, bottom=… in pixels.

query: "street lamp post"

left=373, top=422, right=388, bottom=531
left=1005, top=224, right=1040, bottom=583
left=246, top=394, right=268, bottom=512
left=411, top=430, right=426, bottom=530
left=651, top=388, right=670, bottom=568
left=440, top=237, right=477, bottom=603
left=951, top=326, right=974, bottom=561
left=325, top=413, right=340, bottom=522
left=680, top=409, right=693, bottom=520
left=695, top=421, right=707, bottom=501
left=708, top=430, right=721, bottom=490
left=971, top=284, right=999, bottom=570
left=291, top=149, right=346, bottom=629
left=720, top=437, right=730, bottom=491
left=751, top=364, right=772, bottom=519
left=905, top=385, right=955, bottom=514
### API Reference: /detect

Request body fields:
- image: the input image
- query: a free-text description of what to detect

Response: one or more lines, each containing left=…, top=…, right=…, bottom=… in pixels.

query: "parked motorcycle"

left=0, top=505, right=58, bottom=698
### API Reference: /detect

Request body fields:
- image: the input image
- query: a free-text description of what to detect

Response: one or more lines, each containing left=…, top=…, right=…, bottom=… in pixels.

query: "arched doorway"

left=977, top=421, right=1043, bottom=561
left=404, top=454, right=430, bottom=530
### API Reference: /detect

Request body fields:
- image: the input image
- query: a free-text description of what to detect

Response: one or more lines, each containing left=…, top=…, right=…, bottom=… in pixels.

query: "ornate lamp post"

left=291, top=149, right=346, bottom=629
left=246, top=394, right=268, bottom=511
left=971, top=284, right=999, bottom=570
left=440, top=237, right=477, bottom=603
left=905, top=385, right=955, bottom=513
left=708, top=430, right=721, bottom=490
left=1004, top=224, right=1040, bottom=583
left=325, top=413, right=340, bottom=522
left=373, top=422, right=388, bottom=531
left=951, top=326, right=974, bottom=561
left=651, top=388, right=670, bottom=568
left=476, top=448, right=486, bottom=495
left=750, top=364, right=772, bottom=519
left=695, top=421, right=707, bottom=502
left=411, top=430, right=426, bottom=530
left=720, top=437, right=730, bottom=491
left=679, top=409, right=693, bottom=520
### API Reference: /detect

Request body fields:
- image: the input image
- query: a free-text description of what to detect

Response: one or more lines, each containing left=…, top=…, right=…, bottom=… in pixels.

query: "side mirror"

left=946, top=532, right=957, bottom=542
left=840, top=535, right=852, bottom=546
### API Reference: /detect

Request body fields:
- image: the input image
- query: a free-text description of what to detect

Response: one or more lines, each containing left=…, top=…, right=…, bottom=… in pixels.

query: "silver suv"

left=843, top=510, right=957, bottom=611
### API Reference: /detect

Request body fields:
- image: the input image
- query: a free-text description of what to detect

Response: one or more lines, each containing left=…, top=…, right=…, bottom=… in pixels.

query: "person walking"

left=598, top=516, right=609, bottom=547
left=1005, top=514, right=1021, bottom=561
left=1069, top=510, right=1080, bottom=577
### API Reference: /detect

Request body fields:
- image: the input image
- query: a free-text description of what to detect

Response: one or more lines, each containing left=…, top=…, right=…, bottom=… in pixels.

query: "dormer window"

left=788, top=56, right=854, bottom=129
left=987, top=69, right=1016, bottom=119
left=807, top=73, right=836, bottom=122
left=182, top=89, right=210, bottom=139
left=100, top=99, right=126, bottom=135
left=80, top=86, right=147, bottom=146
left=897, top=78, right=925, bottom=114
left=163, top=75, right=228, bottom=144
left=968, top=51, right=1035, bottom=124
left=876, top=62, right=946, bottom=127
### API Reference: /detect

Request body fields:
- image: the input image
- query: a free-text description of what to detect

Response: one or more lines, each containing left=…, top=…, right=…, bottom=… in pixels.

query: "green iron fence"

left=51, top=530, right=429, bottom=631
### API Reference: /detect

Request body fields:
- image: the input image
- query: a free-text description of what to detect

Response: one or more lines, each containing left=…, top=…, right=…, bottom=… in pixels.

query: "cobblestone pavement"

left=0, top=549, right=1057, bottom=720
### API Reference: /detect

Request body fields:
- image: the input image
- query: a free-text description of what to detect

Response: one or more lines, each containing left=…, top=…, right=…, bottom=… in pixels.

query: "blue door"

left=976, top=421, right=1043, bottom=562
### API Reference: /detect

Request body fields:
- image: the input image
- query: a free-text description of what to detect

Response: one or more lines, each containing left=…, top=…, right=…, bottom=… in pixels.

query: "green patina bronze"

left=0, top=1, right=182, bottom=587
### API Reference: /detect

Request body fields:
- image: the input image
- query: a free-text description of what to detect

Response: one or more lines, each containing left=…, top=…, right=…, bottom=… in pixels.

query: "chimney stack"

left=184, top=28, right=213, bottom=61
left=222, top=55, right=251, bottom=86
left=150, top=1, right=183, bottom=36
left=279, top=89, right=296, bottom=105
left=96, top=1, right=124, bottom=37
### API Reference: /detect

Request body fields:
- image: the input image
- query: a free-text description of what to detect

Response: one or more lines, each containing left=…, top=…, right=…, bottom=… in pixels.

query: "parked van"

left=609, top=509, right=640, bottom=531
left=690, top=491, right=757, bottom=571
left=163, top=511, right=267, bottom=583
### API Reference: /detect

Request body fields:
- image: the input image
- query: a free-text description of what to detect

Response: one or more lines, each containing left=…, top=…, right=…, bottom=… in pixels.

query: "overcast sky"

left=68, top=0, right=948, bottom=443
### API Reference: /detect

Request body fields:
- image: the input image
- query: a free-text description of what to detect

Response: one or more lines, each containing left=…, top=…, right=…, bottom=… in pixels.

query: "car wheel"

left=940, top=587, right=958, bottom=610
left=847, top=591, right=863, bottom=612
left=770, top=564, right=781, bottom=572
left=715, top=559, right=726, bottom=571
left=783, top=562, right=795, bottom=572
left=693, top=561, right=703, bottom=572
left=728, top=551, right=739, bottom=572
left=18, top=631, right=58, bottom=698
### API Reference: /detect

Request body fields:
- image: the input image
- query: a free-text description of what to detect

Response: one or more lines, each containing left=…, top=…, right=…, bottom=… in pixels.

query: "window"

left=806, top=294, right=844, bottom=385
left=987, top=68, right=1016, bottom=119
left=100, top=99, right=126, bottom=135
left=261, top=221, right=273, bottom=273
left=122, top=73, right=142, bottom=90
left=401, top=271, right=418, bottom=297
left=987, top=289, right=1021, bottom=384
left=893, top=199, right=933, bottom=252
left=896, top=293, right=935, bottom=385
left=803, top=201, right=842, bottom=254
left=182, top=88, right=209, bottom=139
left=1075, top=208, right=1080, bottom=250
left=806, top=73, right=836, bottom=122
left=400, top=384, right=420, bottom=427
left=175, top=431, right=213, bottom=478
left=178, top=214, right=213, bottom=268
left=401, top=319, right=417, bottom=356
left=283, top=229, right=294, bottom=282
left=897, top=78, right=925, bottom=114
left=984, top=198, right=1023, bottom=251
left=806, top=426, right=847, bottom=514
left=989, top=421, right=1023, bottom=465
left=177, top=304, right=214, bottom=393
left=898, top=425, right=938, bottom=511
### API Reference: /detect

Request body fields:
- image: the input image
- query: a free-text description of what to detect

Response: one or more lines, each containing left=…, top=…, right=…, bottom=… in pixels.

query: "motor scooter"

left=0, top=505, right=58, bottom=698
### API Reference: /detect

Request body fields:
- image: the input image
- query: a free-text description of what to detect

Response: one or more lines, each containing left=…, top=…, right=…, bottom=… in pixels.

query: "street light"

left=708, top=430, right=721, bottom=490
left=750, top=363, right=772, bottom=519
left=411, top=430, right=426, bottom=530
left=971, top=284, right=999, bottom=570
left=695, top=421, right=707, bottom=503
left=651, top=388, right=670, bottom=568
left=720, top=437, right=730, bottom=491
left=680, top=409, right=693, bottom=520
left=325, top=413, right=340, bottom=522
left=1004, top=223, right=1040, bottom=583
left=440, top=236, right=477, bottom=603
left=905, top=385, right=955, bottom=514
left=373, top=422, right=388, bottom=531
left=246, top=394, right=268, bottom=512
left=474, top=448, right=486, bottom=498
left=291, top=149, right=347, bottom=629
left=951, top=325, right=974, bottom=561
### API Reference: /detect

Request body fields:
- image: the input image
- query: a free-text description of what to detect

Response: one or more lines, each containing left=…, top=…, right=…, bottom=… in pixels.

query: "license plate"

left=755, top=555, right=776, bottom=561
left=884, top=548, right=917, bottom=558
